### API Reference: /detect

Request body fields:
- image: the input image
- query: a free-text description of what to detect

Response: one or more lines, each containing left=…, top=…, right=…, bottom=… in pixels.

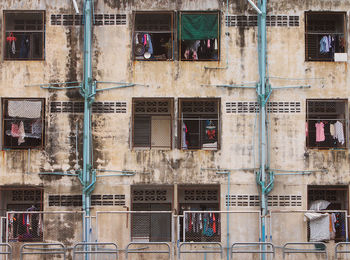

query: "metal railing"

left=178, top=242, right=223, bottom=259
left=230, top=242, right=275, bottom=259
left=126, top=242, right=171, bottom=259
left=73, top=242, right=118, bottom=259
left=282, top=242, right=328, bottom=260
left=335, top=242, right=350, bottom=259
left=20, top=242, right=66, bottom=260
left=269, top=210, right=348, bottom=245
left=0, top=243, right=12, bottom=260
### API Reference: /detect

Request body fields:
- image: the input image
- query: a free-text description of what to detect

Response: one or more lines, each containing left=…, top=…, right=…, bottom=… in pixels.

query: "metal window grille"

left=133, top=12, right=174, bottom=61
left=7, top=211, right=84, bottom=244
left=305, top=12, right=346, bottom=61
left=225, top=15, right=299, bottom=27
left=306, top=99, right=347, bottom=149
left=2, top=98, right=45, bottom=149
left=4, top=11, right=45, bottom=60
left=180, top=99, right=220, bottom=150
left=133, top=98, right=173, bottom=149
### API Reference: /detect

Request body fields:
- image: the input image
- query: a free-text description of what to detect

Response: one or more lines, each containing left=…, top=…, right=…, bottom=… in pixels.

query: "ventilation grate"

left=51, top=14, right=126, bottom=26
left=226, top=101, right=301, bottom=113
left=182, top=189, right=219, bottom=202
left=226, top=194, right=302, bottom=207
left=226, top=15, right=299, bottom=27
left=132, top=189, right=169, bottom=202
left=50, top=101, right=127, bottom=113
left=49, top=194, right=125, bottom=207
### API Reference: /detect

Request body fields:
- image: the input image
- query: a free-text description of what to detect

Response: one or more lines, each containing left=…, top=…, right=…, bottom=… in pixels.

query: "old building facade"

left=0, top=0, right=349, bottom=259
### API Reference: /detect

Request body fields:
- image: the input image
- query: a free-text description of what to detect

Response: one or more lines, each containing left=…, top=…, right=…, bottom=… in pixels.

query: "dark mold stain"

left=65, top=28, right=81, bottom=99
left=103, top=0, right=131, bottom=9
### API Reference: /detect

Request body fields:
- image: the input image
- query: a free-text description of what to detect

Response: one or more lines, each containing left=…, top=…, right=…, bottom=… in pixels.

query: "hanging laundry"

left=304, top=212, right=330, bottom=242
left=305, top=122, right=308, bottom=137
left=329, top=123, right=335, bottom=138
left=315, top=122, right=325, bottom=142
left=214, top=39, right=218, bottom=50
left=145, top=34, right=153, bottom=55
left=19, top=35, right=30, bottom=58
left=6, top=32, right=17, bottom=55
left=334, top=121, right=344, bottom=145
left=212, top=213, right=216, bottom=233
left=320, top=36, right=329, bottom=53
left=18, top=121, right=25, bottom=145
left=182, top=122, right=188, bottom=149
left=11, top=123, right=20, bottom=138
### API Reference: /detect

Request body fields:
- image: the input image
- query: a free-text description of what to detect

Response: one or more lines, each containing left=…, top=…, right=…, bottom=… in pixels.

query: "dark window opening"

left=178, top=185, right=220, bottom=242
left=4, top=11, right=45, bottom=60
left=306, top=99, right=347, bottom=149
left=180, top=12, right=220, bottom=61
left=131, top=186, right=173, bottom=242
left=308, top=186, right=348, bottom=242
left=305, top=12, right=346, bottom=61
left=133, top=12, right=173, bottom=61
left=180, top=99, right=220, bottom=150
left=2, top=98, right=45, bottom=149
left=132, top=98, right=173, bottom=149
left=0, top=187, right=43, bottom=242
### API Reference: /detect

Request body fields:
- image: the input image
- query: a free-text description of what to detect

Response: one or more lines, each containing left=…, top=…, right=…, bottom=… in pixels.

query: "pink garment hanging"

left=143, top=34, right=147, bottom=46
left=207, top=39, right=210, bottom=48
left=315, top=122, right=325, bottom=142
left=11, top=123, right=20, bottom=137
left=305, top=122, right=308, bottom=137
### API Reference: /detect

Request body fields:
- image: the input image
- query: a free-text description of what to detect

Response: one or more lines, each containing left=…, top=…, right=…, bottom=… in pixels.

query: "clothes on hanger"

left=334, top=120, right=344, bottom=145
left=315, top=122, right=325, bottom=142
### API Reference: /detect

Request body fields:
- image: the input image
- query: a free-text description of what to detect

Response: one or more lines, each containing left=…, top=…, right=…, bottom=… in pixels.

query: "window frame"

left=3, top=10, right=45, bottom=61
left=179, top=11, right=220, bottom=61
left=306, top=99, right=347, bottom=149
left=2, top=97, right=46, bottom=149
left=132, top=98, right=174, bottom=149
left=305, top=11, right=347, bottom=62
left=307, top=185, right=348, bottom=242
left=178, top=98, right=220, bottom=150
left=0, top=186, right=44, bottom=242
left=131, top=185, right=173, bottom=242
left=132, top=11, right=175, bottom=61
left=178, top=184, right=221, bottom=242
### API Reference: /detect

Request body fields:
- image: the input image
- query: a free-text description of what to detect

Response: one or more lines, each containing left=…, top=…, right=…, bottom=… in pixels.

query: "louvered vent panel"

left=226, top=101, right=301, bottom=113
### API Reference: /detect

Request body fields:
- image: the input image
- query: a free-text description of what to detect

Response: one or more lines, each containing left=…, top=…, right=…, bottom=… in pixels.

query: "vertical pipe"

left=257, top=1, right=268, bottom=260
left=226, top=172, right=230, bottom=260
left=82, top=0, right=93, bottom=246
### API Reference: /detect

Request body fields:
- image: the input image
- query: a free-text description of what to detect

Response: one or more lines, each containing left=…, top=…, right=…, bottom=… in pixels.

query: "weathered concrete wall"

left=0, top=0, right=350, bottom=258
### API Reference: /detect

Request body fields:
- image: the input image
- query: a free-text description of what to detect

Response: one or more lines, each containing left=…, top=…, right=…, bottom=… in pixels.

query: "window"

left=179, top=98, right=220, bottom=150
left=178, top=185, right=220, bottom=242
left=4, top=11, right=45, bottom=60
left=131, top=186, right=172, bottom=242
left=180, top=12, right=220, bottom=61
left=133, top=12, right=174, bottom=60
left=132, top=98, right=173, bottom=149
left=305, top=12, right=346, bottom=61
left=308, top=186, right=348, bottom=242
left=306, top=99, right=347, bottom=149
left=2, top=98, right=45, bottom=149
left=0, top=187, right=43, bottom=242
